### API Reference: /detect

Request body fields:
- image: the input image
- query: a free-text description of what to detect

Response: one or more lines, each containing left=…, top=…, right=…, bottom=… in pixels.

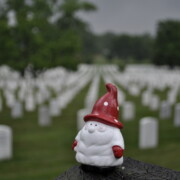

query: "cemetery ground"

left=0, top=78, right=180, bottom=180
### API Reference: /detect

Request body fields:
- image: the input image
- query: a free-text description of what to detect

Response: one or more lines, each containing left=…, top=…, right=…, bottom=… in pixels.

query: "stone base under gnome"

left=55, top=157, right=180, bottom=180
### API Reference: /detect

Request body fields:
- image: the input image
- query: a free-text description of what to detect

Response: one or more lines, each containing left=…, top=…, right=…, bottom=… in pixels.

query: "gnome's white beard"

left=74, top=121, right=124, bottom=167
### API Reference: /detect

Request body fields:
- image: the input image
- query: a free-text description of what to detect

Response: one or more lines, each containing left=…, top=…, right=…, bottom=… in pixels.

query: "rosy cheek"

left=98, top=126, right=106, bottom=132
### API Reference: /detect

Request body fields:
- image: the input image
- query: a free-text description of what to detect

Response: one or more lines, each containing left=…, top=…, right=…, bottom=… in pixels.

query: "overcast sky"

left=78, top=0, right=180, bottom=35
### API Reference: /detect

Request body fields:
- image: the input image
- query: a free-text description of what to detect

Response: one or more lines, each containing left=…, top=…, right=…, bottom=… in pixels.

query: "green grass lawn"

left=0, top=83, right=90, bottom=180
left=0, top=79, right=180, bottom=180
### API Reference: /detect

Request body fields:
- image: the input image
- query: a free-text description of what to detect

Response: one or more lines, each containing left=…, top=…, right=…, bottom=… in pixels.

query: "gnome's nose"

left=88, top=126, right=95, bottom=133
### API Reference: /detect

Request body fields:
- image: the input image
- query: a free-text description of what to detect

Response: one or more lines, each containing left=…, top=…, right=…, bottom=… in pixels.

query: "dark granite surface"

left=55, top=157, right=180, bottom=180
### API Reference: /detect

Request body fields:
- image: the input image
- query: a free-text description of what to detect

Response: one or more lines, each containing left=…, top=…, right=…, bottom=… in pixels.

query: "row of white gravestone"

left=122, top=99, right=180, bottom=127
left=37, top=71, right=94, bottom=127
left=122, top=92, right=180, bottom=124
left=107, top=65, right=180, bottom=105
left=57, top=72, right=93, bottom=111
left=125, top=66, right=180, bottom=89
left=3, top=64, right=94, bottom=103
left=10, top=100, right=55, bottom=126
left=84, top=75, right=100, bottom=109
left=41, top=97, right=180, bottom=130
left=9, top=69, right=93, bottom=122
left=142, top=87, right=179, bottom=110
left=0, top=65, right=95, bottom=112
left=10, top=99, right=57, bottom=120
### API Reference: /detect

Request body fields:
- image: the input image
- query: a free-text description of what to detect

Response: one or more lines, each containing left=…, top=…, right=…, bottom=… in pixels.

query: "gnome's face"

left=80, top=120, right=114, bottom=146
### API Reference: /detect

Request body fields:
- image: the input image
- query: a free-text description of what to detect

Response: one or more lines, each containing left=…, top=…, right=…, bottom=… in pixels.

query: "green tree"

left=0, top=0, right=53, bottom=71
left=153, top=20, right=180, bottom=67
left=54, top=0, right=97, bottom=69
left=96, top=32, right=117, bottom=59
left=0, top=0, right=97, bottom=71
left=105, top=33, right=153, bottom=61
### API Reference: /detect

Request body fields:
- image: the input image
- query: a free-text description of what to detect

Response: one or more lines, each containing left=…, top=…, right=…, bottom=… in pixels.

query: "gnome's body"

left=72, top=83, right=125, bottom=167
left=74, top=121, right=124, bottom=166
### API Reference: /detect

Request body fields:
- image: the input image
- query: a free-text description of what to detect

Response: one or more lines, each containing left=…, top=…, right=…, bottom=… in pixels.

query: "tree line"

left=95, top=19, right=180, bottom=68
left=0, top=0, right=96, bottom=71
left=153, top=20, right=180, bottom=68
left=0, top=0, right=180, bottom=72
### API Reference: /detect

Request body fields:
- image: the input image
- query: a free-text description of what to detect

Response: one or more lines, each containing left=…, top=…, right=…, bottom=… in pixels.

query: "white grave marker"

left=49, top=99, right=60, bottom=117
left=6, top=93, right=15, bottom=108
left=139, top=117, right=158, bottom=149
left=0, top=96, right=2, bottom=112
left=142, top=91, right=151, bottom=106
left=38, top=106, right=51, bottom=126
left=35, top=91, right=44, bottom=105
left=122, top=101, right=135, bottom=121
left=0, top=125, right=13, bottom=160
left=128, top=84, right=140, bottom=96
left=174, top=103, right=180, bottom=127
left=159, top=101, right=171, bottom=119
left=167, top=90, right=177, bottom=105
left=11, top=101, right=23, bottom=118
left=149, top=95, right=159, bottom=111
left=25, top=94, right=35, bottom=112
left=118, top=90, right=125, bottom=105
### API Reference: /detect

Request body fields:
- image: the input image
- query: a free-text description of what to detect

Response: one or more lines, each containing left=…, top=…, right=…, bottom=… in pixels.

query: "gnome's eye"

left=95, top=124, right=97, bottom=126
left=98, top=125, right=106, bottom=132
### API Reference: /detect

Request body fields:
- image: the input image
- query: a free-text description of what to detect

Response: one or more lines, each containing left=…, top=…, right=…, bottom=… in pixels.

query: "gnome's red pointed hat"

left=84, top=83, right=123, bottom=129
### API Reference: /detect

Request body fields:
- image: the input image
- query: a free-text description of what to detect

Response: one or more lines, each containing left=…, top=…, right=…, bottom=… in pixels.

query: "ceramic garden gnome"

left=72, top=83, right=125, bottom=167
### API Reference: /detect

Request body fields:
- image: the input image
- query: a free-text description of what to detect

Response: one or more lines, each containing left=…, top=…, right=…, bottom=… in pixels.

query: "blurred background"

left=0, top=0, right=180, bottom=179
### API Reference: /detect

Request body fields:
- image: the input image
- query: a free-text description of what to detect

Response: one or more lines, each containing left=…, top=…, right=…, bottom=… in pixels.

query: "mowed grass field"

left=0, top=78, right=180, bottom=180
